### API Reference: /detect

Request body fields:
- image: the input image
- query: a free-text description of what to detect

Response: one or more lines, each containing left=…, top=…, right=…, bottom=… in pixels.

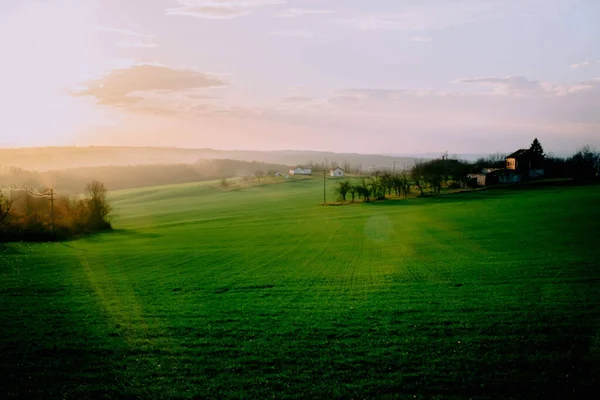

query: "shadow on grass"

left=93, top=228, right=161, bottom=240
left=56, top=229, right=161, bottom=245
left=0, top=244, right=22, bottom=255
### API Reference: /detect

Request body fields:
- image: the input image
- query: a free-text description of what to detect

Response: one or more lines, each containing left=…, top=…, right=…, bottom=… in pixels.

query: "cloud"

left=275, top=9, right=335, bottom=18
left=118, top=39, right=158, bottom=48
left=270, top=29, right=315, bottom=38
left=410, top=36, right=433, bottom=42
left=96, top=25, right=157, bottom=48
left=571, top=61, right=591, bottom=69
left=166, top=0, right=285, bottom=19
left=74, top=64, right=226, bottom=110
left=455, top=76, right=557, bottom=96
left=281, top=95, right=314, bottom=103
left=321, top=77, right=600, bottom=128
left=166, top=5, right=249, bottom=19
left=330, top=0, right=556, bottom=31
left=96, top=25, right=152, bottom=38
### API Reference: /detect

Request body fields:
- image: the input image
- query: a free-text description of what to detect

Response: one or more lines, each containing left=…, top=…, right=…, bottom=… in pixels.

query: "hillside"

left=0, top=146, right=419, bottom=172
left=1, top=179, right=599, bottom=398
left=0, top=159, right=290, bottom=193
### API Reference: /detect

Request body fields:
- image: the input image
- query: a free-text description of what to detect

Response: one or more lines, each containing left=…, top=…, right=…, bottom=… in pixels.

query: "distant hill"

left=0, top=146, right=419, bottom=172
left=0, top=159, right=291, bottom=193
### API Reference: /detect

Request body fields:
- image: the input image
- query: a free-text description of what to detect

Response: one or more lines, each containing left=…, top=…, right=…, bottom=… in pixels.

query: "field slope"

left=1, top=179, right=599, bottom=399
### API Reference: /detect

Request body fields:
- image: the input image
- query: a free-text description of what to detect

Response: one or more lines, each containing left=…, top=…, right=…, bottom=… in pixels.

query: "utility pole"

left=393, top=160, right=396, bottom=175
left=323, top=159, right=327, bottom=204
left=25, top=187, right=29, bottom=215
left=50, top=189, right=55, bottom=236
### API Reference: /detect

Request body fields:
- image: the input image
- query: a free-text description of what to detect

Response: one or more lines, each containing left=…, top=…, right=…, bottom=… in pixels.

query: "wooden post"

left=50, top=189, right=55, bottom=236
left=323, top=161, right=327, bottom=205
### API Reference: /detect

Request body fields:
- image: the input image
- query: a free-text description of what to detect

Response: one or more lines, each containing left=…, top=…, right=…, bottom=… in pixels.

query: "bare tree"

left=569, top=145, right=599, bottom=180
left=411, top=161, right=427, bottom=196
left=335, top=180, right=350, bottom=202
left=397, top=172, right=412, bottom=197
left=85, top=181, right=112, bottom=230
left=348, top=184, right=357, bottom=202
left=254, top=170, right=265, bottom=182
left=358, top=179, right=371, bottom=202
left=343, top=162, right=351, bottom=174
left=0, top=192, right=12, bottom=226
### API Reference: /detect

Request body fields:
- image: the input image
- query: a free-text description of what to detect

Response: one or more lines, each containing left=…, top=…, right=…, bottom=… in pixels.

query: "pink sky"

left=1, top=0, right=599, bottom=155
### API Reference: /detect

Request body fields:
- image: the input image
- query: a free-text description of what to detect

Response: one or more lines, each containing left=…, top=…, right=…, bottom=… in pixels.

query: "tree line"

left=0, top=181, right=112, bottom=242
left=333, top=141, right=599, bottom=203
left=0, top=159, right=290, bottom=194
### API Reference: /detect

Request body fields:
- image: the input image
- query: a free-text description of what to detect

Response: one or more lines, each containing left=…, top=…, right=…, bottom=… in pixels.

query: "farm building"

left=289, top=167, right=312, bottom=176
left=506, top=149, right=545, bottom=178
left=330, top=167, right=345, bottom=177
left=469, top=169, right=522, bottom=186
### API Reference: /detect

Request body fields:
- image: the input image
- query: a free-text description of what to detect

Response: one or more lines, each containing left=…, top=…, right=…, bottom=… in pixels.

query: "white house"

left=289, top=167, right=312, bottom=176
left=330, top=167, right=345, bottom=177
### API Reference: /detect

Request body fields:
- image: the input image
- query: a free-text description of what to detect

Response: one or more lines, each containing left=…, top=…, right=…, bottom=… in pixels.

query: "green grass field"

left=1, top=178, right=599, bottom=399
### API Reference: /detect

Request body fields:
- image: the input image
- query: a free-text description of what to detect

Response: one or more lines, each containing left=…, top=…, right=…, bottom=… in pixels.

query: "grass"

left=1, top=178, right=599, bottom=399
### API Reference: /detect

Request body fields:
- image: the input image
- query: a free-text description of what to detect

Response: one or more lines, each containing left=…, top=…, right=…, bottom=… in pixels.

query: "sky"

left=0, top=0, right=599, bottom=156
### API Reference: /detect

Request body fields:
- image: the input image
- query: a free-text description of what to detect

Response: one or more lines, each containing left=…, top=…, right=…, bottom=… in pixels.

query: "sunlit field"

left=1, top=179, right=599, bottom=399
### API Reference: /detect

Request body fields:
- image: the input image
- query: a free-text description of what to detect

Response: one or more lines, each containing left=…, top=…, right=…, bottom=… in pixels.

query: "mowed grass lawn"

left=1, top=179, right=599, bottom=399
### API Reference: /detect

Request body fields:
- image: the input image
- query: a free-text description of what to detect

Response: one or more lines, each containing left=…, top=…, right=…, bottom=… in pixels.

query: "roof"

left=506, top=149, right=531, bottom=159
left=330, top=167, right=344, bottom=171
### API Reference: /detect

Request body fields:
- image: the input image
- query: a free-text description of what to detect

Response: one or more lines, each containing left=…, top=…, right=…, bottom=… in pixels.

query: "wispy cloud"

left=455, top=75, right=600, bottom=97
left=330, top=1, right=548, bottom=31
left=571, top=61, right=591, bottom=69
left=275, top=9, right=335, bottom=18
left=96, top=25, right=157, bottom=48
left=281, top=95, right=314, bottom=103
left=166, top=0, right=285, bottom=19
left=270, top=29, right=315, bottom=39
left=455, top=76, right=555, bottom=96
left=96, top=25, right=152, bottom=38
left=410, top=36, right=433, bottom=42
left=118, top=39, right=158, bottom=48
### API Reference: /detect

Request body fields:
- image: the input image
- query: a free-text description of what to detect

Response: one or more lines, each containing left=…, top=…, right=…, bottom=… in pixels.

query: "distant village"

left=286, top=138, right=599, bottom=191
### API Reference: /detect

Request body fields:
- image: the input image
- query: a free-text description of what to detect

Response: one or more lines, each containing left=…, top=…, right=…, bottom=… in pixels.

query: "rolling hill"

left=1, top=179, right=599, bottom=398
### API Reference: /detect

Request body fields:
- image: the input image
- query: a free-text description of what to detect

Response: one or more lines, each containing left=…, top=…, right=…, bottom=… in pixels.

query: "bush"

left=0, top=181, right=112, bottom=242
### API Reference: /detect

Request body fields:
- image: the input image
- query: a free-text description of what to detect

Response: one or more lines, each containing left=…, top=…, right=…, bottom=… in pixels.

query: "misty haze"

left=1, top=1, right=600, bottom=399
